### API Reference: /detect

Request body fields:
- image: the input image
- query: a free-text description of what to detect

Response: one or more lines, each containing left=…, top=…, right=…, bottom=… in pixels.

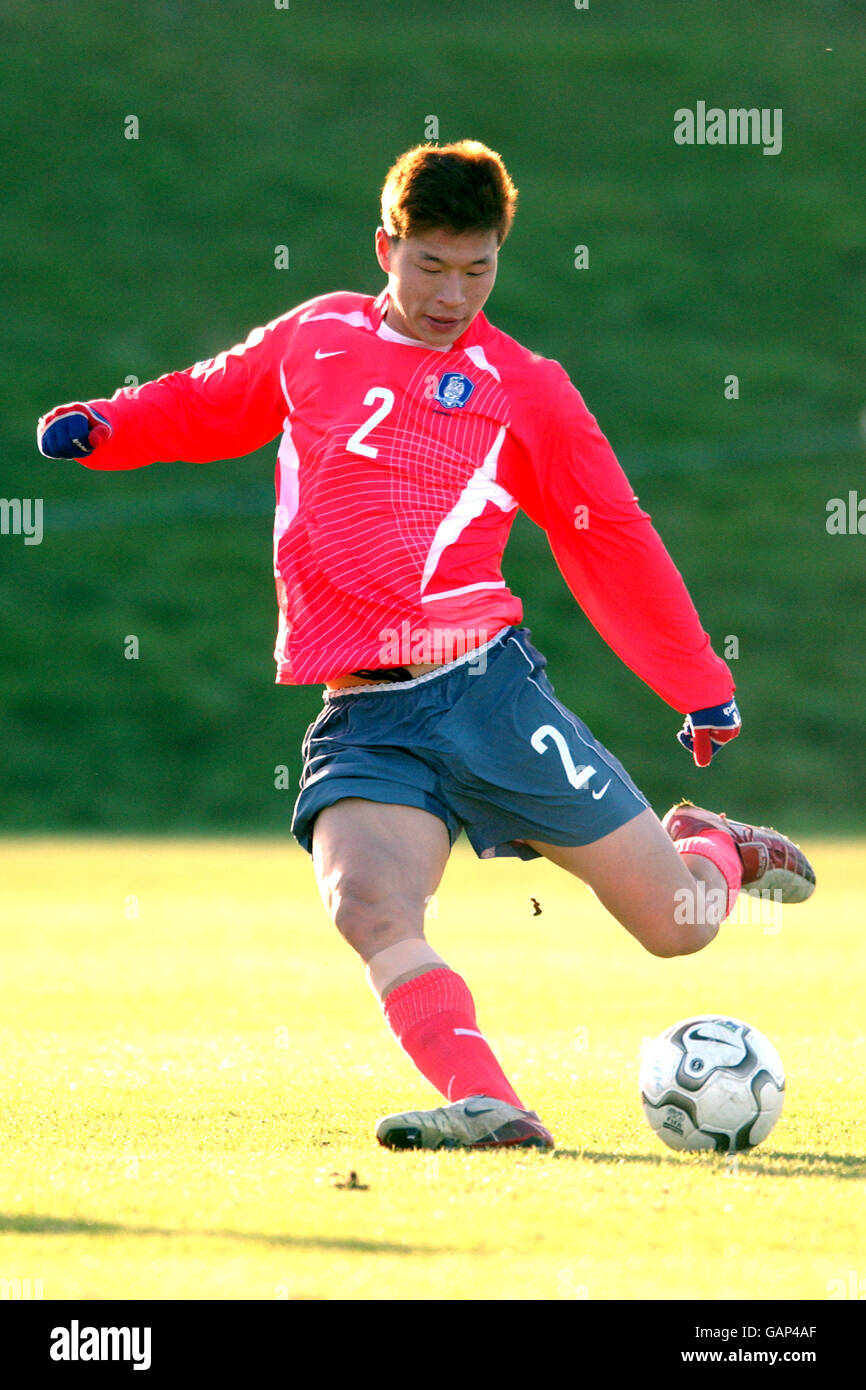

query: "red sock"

left=382, top=968, right=524, bottom=1109
left=674, top=828, right=743, bottom=918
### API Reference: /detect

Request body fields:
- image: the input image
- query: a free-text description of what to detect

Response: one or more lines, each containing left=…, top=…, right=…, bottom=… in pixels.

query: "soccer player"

left=38, top=141, right=815, bottom=1152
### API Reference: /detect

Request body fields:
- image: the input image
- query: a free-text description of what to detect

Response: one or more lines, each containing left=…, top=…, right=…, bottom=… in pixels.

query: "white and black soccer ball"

left=640, top=1015, right=785, bottom=1153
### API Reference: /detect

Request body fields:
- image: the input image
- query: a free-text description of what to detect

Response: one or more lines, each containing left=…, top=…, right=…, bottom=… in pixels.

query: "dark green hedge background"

left=2, top=0, right=863, bottom=834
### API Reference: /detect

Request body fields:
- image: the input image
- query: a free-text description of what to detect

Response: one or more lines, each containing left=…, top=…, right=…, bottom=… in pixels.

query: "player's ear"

left=374, top=226, right=392, bottom=274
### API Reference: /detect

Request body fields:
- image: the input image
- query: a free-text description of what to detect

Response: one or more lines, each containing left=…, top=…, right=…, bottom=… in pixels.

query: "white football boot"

left=376, top=1095, right=555, bottom=1151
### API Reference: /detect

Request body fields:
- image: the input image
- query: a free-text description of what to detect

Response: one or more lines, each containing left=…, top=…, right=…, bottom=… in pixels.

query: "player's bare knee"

left=633, top=905, right=720, bottom=958
left=645, top=921, right=719, bottom=958
left=327, top=874, right=425, bottom=956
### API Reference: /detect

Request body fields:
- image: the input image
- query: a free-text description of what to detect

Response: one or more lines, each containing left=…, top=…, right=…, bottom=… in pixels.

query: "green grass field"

left=1, top=836, right=863, bottom=1302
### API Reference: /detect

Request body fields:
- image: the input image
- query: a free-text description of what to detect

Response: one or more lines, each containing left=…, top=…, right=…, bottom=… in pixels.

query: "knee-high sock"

left=674, top=828, right=743, bottom=918
left=382, top=968, right=524, bottom=1109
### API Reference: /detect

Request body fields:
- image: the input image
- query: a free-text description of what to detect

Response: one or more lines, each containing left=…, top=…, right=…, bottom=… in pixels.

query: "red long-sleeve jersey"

left=70, top=288, right=733, bottom=710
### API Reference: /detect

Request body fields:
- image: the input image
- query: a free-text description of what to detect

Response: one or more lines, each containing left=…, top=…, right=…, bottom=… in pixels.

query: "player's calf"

left=310, top=797, right=535, bottom=1128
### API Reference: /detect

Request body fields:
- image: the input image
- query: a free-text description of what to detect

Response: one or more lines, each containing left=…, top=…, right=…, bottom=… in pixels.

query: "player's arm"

left=37, top=309, right=302, bottom=471
left=504, top=366, right=737, bottom=740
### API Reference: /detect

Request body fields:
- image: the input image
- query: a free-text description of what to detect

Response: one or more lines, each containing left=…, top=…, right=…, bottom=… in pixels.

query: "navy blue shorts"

left=291, top=627, right=649, bottom=860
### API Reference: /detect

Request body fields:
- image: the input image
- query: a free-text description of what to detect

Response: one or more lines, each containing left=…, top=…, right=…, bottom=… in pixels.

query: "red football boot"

left=662, top=801, right=816, bottom=903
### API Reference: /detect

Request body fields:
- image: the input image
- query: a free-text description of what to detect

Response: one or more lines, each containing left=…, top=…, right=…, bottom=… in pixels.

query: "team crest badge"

left=434, top=372, right=475, bottom=408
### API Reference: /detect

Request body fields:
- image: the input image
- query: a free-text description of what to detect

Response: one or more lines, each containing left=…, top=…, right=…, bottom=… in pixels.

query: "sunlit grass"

left=0, top=837, right=862, bottom=1299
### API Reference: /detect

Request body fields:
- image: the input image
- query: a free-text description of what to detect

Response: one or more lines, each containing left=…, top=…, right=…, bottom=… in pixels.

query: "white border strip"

left=323, top=626, right=511, bottom=700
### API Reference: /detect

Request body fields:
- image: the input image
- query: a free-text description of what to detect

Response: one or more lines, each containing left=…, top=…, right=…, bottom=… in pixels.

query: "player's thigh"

left=524, top=807, right=695, bottom=954
left=311, top=798, right=451, bottom=950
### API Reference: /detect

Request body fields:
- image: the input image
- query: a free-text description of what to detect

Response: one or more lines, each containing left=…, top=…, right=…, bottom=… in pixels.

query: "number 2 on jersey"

left=345, top=387, right=395, bottom=459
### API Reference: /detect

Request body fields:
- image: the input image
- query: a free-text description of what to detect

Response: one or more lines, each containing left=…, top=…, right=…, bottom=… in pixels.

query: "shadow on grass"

left=0, top=1212, right=449, bottom=1255
left=553, top=1149, right=866, bottom=1178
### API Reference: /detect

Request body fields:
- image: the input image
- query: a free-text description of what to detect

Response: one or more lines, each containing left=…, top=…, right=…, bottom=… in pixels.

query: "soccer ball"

left=640, top=1014, right=785, bottom=1153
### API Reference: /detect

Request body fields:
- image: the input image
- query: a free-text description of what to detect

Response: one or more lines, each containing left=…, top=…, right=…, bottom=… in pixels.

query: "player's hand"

left=677, top=700, right=741, bottom=767
left=37, top=403, right=112, bottom=459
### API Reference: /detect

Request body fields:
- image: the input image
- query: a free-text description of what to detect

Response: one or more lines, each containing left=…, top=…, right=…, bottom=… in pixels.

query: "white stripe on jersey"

left=278, top=358, right=293, bottom=411
left=420, top=580, right=506, bottom=603
left=274, top=420, right=300, bottom=542
left=299, top=308, right=372, bottom=328
left=376, top=321, right=451, bottom=350
left=463, top=343, right=502, bottom=381
left=419, top=425, right=516, bottom=596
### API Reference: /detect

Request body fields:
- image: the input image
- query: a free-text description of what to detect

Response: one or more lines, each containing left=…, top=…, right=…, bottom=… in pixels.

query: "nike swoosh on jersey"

left=314, top=349, right=346, bottom=359
left=591, top=780, right=611, bottom=799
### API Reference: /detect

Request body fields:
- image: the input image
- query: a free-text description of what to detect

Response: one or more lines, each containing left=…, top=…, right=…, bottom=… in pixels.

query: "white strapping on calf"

left=366, top=939, right=448, bottom=996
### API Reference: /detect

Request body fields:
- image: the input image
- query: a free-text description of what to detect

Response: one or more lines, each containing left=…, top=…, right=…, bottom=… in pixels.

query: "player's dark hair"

left=380, top=141, right=518, bottom=246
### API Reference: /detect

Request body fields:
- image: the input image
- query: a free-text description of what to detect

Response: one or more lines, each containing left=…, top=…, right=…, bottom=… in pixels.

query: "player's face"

left=375, top=226, right=499, bottom=346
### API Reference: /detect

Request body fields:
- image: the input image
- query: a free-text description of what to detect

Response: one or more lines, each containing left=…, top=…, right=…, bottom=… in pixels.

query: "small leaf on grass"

left=330, top=1169, right=369, bottom=1190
